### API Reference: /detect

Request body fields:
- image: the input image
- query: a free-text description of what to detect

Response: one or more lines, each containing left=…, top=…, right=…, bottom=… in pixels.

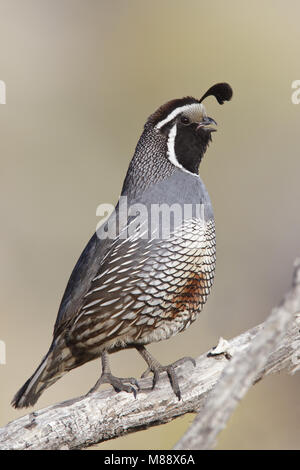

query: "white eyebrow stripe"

left=155, top=102, right=205, bottom=129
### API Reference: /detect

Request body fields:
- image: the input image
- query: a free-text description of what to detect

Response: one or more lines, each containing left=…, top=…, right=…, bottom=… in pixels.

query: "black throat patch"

left=174, top=123, right=212, bottom=174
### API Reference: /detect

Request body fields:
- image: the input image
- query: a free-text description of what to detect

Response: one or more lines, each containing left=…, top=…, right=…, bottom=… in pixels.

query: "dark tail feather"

left=12, top=340, right=75, bottom=409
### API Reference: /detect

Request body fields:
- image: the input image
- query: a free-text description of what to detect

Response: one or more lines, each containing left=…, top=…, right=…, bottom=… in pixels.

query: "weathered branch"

left=1, top=262, right=300, bottom=450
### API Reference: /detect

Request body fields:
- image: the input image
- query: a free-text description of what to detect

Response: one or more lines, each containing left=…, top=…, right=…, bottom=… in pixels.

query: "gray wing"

left=53, top=233, right=109, bottom=336
left=53, top=201, right=127, bottom=336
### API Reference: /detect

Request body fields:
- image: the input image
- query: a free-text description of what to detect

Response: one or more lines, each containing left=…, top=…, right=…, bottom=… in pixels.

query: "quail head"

left=12, top=82, right=233, bottom=408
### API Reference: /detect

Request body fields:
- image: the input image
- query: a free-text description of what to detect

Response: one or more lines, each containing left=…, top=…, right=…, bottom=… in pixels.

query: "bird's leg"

left=86, top=350, right=139, bottom=398
left=136, top=345, right=195, bottom=400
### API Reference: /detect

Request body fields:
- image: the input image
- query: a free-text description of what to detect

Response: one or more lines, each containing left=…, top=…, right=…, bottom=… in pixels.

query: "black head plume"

left=199, top=82, right=233, bottom=105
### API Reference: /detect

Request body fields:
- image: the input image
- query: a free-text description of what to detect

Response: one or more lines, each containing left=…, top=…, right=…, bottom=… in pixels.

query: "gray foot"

left=141, top=356, right=196, bottom=400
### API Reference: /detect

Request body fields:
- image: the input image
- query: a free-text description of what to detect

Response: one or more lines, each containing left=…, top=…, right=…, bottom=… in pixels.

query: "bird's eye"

left=180, top=116, right=190, bottom=125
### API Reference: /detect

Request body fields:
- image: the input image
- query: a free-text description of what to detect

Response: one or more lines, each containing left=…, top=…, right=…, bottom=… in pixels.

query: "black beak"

left=196, top=116, right=217, bottom=131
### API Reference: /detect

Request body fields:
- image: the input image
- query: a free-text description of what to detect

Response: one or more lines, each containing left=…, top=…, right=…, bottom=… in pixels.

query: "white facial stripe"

left=156, top=102, right=206, bottom=129
left=167, top=124, right=180, bottom=168
left=166, top=123, right=199, bottom=178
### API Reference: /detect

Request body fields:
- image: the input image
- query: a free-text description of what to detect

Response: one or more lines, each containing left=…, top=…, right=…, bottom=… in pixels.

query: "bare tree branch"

left=1, top=261, right=300, bottom=450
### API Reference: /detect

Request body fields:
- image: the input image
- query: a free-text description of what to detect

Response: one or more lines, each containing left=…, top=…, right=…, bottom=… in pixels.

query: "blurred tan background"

left=1, top=0, right=300, bottom=450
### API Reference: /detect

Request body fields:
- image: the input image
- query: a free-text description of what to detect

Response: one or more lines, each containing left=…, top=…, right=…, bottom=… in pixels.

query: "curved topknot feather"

left=199, top=82, right=233, bottom=105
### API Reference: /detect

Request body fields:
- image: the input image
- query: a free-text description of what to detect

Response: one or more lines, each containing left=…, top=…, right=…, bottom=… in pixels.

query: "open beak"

left=196, top=116, right=217, bottom=132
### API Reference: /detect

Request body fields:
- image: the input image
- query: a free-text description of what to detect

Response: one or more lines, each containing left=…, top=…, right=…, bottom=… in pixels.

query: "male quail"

left=12, top=83, right=233, bottom=408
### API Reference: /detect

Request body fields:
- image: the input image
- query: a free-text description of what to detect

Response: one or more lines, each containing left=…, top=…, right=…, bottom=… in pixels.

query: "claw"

left=130, top=377, right=140, bottom=390
left=151, top=370, right=160, bottom=390
left=114, top=383, right=137, bottom=399
left=121, top=376, right=140, bottom=390
left=141, top=367, right=151, bottom=379
left=166, top=366, right=181, bottom=401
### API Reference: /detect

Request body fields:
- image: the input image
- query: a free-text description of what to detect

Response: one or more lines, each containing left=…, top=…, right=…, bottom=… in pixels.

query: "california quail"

left=12, top=83, right=233, bottom=408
